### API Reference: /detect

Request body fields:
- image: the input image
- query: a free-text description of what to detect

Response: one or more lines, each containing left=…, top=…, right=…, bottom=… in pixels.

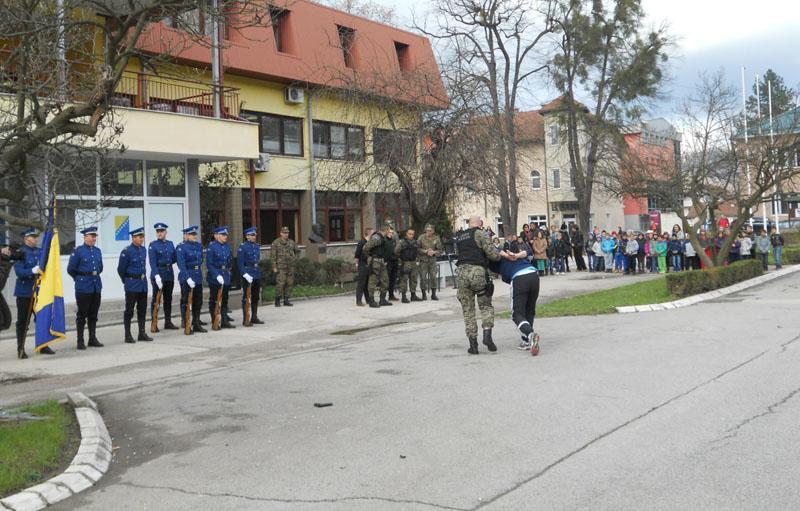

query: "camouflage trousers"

left=397, top=261, right=419, bottom=293
left=275, top=267, right=294, bottom=297
left=367, top=258, right=388, bottom=295
left=456, top=264, right=494, bottom=339
left=418, top=256, right=438, bottom=291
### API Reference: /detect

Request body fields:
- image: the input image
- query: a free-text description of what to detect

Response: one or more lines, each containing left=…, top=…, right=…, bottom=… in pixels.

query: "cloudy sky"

left=371, top=0, right=800, bottom=117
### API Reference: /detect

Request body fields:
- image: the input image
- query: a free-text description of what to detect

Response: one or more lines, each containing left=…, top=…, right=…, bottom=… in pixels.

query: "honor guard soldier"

left=237, top=226, right=263, bottom=325
left=417, top=223, right=443, bottom=301
left=67, top=226, right=104, bottom=350
left=363, top=223, right=393, bottom=308
left=118, top=227, right=152, bottom=343
left=149, top=223, right=178, bottom=330
left=176, top=225, right=206, bottom=333
left=270, top=226, right=299, bottom=307
left=14, top=228, right=52, bottom=358
left=207, top=226, right=235, bottom=328
left=455, top=216, right=501, bottom=354
left=395, top=228, right=421, bottom=303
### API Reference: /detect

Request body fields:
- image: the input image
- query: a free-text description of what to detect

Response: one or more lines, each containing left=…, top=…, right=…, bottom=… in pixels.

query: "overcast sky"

left=373, top=0, right=800, bottom=117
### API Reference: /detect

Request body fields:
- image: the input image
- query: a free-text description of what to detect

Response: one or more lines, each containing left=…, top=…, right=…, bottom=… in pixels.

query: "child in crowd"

left=636, top=232, right=646, bottom=273
left=555, top=232, right=569, bottom=275
left=655, top=235, right=668, bottom=274
left=684, top=236, right=698, bottom=270
left=668, top=234, right=684, bottom=271
left=739, top=232, right=753, bottom=260
left=601, top=232, right=616, bottom=273
left=614, top=232, right=625, bottom=273
left=532, top=231, right=547, bottom=275
left=756, top=230, right=771, bottom=271
left=593, top=234, right=604, bottom=272
left=624, top=232, right=638, bottom=275
left=546, top=236, right=556, bottom=276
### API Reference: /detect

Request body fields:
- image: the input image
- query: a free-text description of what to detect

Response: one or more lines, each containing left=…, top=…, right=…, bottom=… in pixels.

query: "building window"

left=548, top=124, right=559, bottom=145
left=242, top=190, right=301, bottom=244
left=531, top=170, right=541, bottom=190
left=337, top=25, right=356, bottom=68
left=146, top=161, right=186, bottom=197
left=552, top=168, right=561, bottom=189
left=373, top=129, right=416, bottom=166
left=528, top=215, right=547, bottom=228
left=394, top=42, right=410, bottom=72
left=375, top=193, right=410, bottom=232
left=495, top=217, right=505, bottom=238
left=242, top=111, right=303, bottom=156
left=568, top=169, right=574, bottom=189
left=315, top=192, right=362, bottom=242
left=312, top=121, right=365, bottom=161
left=270, top=7, right=290, bottom=53
left=101, top=159, right=144, bottom=197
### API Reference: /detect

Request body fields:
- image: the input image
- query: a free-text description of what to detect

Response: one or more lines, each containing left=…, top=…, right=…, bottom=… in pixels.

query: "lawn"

left=261, top=282, right=356, bottom=301
left=0, top=400, right=74, bottom=496
left=500, top=276, right=675, bottom=319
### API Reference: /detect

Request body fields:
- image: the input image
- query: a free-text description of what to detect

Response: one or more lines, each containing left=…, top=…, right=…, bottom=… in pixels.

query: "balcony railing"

left=112, top=71, right=241, bottom=120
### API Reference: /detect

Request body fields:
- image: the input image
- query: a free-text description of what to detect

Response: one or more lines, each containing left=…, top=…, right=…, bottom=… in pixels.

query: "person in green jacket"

left=655, top=235, right=668, bottom=274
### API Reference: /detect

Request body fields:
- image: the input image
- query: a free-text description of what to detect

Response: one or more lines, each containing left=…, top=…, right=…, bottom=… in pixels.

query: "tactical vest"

left=455, top=228, right=486, bottom=266
left=369, top=233, right=387, bottom=259
left=400, top=240, right=417, bottom=261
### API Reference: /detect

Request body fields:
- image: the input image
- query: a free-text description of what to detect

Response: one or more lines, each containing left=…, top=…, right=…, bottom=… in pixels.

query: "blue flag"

left=34, top=206, right=66, bottom=351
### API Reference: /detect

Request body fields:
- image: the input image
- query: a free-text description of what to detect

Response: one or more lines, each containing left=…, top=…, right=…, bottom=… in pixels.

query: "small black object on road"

left=314, top=402, right=333, bottom=408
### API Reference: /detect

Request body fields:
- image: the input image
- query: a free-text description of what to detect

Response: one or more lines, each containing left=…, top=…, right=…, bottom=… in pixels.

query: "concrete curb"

left=616, top=265, right=800, bottom=314
left=1, top=393, right=111, bottom=511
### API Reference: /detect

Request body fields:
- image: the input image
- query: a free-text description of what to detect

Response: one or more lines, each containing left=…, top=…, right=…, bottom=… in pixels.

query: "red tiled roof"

left=539, top=94, right=589, bottom=114
left=137, top=0, right=448, bottom=108
left=515, top=110, right=544, bottom=142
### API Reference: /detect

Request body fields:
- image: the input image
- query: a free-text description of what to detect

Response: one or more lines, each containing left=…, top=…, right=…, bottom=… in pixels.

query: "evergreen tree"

left=746, top=69, right=797, bottom=126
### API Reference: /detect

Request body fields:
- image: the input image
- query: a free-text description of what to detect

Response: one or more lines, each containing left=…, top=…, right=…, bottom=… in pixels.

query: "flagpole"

left=741, top=67, right=752, bottom=226
left=756, top=74, right=768, bottom=228
left=767, top=79, right=780, bottom=234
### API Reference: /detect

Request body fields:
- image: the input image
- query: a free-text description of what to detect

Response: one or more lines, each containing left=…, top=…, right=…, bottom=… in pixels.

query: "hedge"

left=782, top=247, right=800, bottom=265
left=258, top=257, right=355, bottom=287
left=666, top=259, right=763, bottom=298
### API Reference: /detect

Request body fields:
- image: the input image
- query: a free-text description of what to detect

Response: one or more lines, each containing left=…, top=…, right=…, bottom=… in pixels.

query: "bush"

left=258, top=257, right=357, bottom=287
left=782, top=247, right=800, bottom=264
left=666, top=259, right=763, bottom=297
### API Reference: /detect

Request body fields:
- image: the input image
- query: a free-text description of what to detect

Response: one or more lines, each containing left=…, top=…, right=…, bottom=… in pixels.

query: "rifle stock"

left=150, top=290, right=162, bottom=333
left=212, top=286, right=223, bottom=330
left=244, top=285, right=252, bottom=326
left=184, top=288, right=193, bottom=335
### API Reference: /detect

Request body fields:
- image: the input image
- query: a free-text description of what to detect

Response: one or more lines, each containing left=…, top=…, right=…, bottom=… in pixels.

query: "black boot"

left=401, top=293, right=410, bottom=303
left=76, top=321, right=86, bottom=350
left=483, top=329, right=497, bottom=352
left=379, top=293, right=392, bottom=306
left=431, top=290, right=439, bottom=301
left=421, top=290, right=428, bottom=301
left=87, top=319, right=103, bottom=347
left=16, top=326, right=28, bottom=359
left=222, top=314, right=236, bottom=328
left=124, top=320, right=136, bottom=343
left=193, top=313, right=207, bottom=333
left=275, top=296, right=281, bottom=307
left=251, top=304, right=264, bottom=324
left=164, top=319, right=179, bottom=330
left=389, top=292, right=398, bottom=301
left=368, top=293, right=379, bottom=308
left=39, top=346, right=56, bottom=355
left=283, top=297, right=293, bottom=307
left=138, top=321, right=153, bottom=341
left=467, top=336, right=479, bottom=355
left=356, top=299, right=364, bottom=306
left=410, top=292, right=420, bottom=302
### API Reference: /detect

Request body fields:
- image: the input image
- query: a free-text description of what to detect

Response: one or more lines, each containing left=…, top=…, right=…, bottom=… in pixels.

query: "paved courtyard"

left=3, top=271, right=799, bottom=509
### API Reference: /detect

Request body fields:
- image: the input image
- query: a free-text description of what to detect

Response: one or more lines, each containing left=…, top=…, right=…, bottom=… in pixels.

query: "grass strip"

left=0, top=400, right=70, bottom=496
left=261, top=282, right=356, bottom=301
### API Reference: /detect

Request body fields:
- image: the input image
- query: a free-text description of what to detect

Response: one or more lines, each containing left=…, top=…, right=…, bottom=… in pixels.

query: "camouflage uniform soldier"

left=455, top=216, right=501, bottom=355
left=270, top=226, right=299, bottom=307
left=395, top=228, right=420, bottom=303
left=417, top=223, right=443, bottom=301
left=363, top=223, right=394, bottom=308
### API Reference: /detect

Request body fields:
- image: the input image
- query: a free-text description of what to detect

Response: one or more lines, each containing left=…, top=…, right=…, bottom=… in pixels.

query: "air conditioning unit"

left=284, top=86, right=305, bottom=104
left=254, top=152, right=271, bottom=172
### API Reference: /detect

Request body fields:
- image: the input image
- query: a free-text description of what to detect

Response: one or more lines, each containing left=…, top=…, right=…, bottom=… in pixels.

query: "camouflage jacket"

left=417, top=234, right=443, bottom=258
left=270, top=238, right=299, bottom=269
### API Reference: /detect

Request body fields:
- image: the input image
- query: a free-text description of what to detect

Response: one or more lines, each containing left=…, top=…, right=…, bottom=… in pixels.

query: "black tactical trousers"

left=124, top=291, right=147, bottom=325
left=510, top=271, right=540, bottom=338
left=75, top=292, right=101, bottom=331
left=356, top=262, right=370, bottom=302
left=387, top=259, right=398, bottom=295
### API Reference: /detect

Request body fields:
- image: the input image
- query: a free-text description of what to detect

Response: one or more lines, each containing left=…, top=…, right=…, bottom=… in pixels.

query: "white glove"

left=31, top=265, right=41, bottom=275
left=154, top=274, right=163, bottom=289
left=187, top=278, right=196, bottom=289
left=243, top=273, right=253, bottom=284
left=216, top=275, right=224, bottom=285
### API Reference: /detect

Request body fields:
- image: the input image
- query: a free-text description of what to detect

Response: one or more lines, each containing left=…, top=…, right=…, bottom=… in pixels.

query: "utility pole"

left=756, top=74, right=768, bottom=229
left=741, top=67, right=753, bottom=227
left=768, top=79, right=780, bottom=233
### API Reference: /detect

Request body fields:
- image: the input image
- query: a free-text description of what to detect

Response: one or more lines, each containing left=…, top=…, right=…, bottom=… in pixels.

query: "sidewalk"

left=0, top=270, right=652, bottom=407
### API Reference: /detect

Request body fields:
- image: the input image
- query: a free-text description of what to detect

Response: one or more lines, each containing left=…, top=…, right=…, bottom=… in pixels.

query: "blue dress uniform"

left=176, top=225, right=206, bottom=333
left=149, top=223, right=178, bottom=330
left=13, top=228, right=47, bottom=357
left=237, top=226, right=263, bottom=325
left=206, top=226, right=235, bottom=328
left=117, top=227, right=152, bottom=343
left=67, top=226, right=104, bottom=350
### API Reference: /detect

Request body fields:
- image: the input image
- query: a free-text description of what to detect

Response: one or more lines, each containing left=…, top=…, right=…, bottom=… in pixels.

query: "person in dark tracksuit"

left=237, top=226, right=263, bottom=326
left=354, top=228, right=374, bottom=306
left=176, top=226, right=206, bottom=334
left=149, top=222, right=178, bottom=331
left=118, top=227, right=152, bottom=343
left=207, top=226, right=235, bottom=328
left=14, top=228, right=54, bottom=358
left=495, top=244, right=541, bottom=356
left=385, top=228, right=399, bottom=301
left=67, top=226, right=104, bottom=350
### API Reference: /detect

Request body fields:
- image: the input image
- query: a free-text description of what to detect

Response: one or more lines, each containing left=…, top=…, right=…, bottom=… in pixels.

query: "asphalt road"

left=36, top=272, right=800, bottom=509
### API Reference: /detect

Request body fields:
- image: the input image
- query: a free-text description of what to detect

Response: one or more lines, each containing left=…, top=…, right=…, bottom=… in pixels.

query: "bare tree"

left=0, top=0, right=267, bottom=228
left=550, top=0, right=670, bottom=231
left=417, top=0, right=556, bottom=234
left=621, top=71, right=800, bottom=266
left=322, top=0, right=398, bottom=25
